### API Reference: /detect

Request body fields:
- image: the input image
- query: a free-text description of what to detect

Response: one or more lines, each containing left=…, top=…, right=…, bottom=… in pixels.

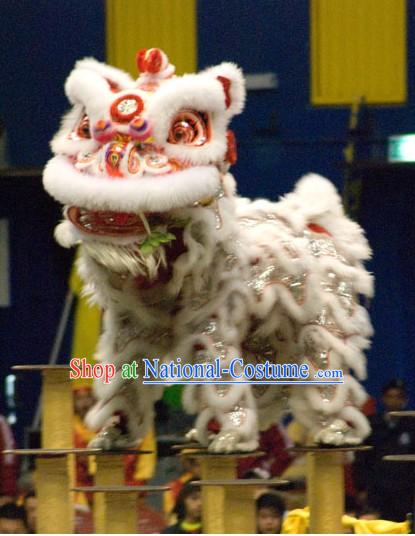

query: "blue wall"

left=0, top=1, right=105, bottom=442
left=0, top=0, right=105, bottom=167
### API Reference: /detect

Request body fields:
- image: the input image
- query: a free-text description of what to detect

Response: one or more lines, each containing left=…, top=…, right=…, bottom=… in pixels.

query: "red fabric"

left=137, top=48, right=163, bottom=74
left=124, top=453, right=146, bottom=487
left=225, top=130, right=237, bottom=165
left=216, top=76, right=232, bottom=108
left=307, top=223, right=332, bottom=236
left=237, top=424, right=294, bottom=478
left=362, top=396, right=376, bottom=416
left=0, top=416, right=18, bottom=495
left=344, top=462, right=355, bottom=496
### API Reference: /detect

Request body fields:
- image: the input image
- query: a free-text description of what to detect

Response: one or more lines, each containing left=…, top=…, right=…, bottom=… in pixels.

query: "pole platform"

left=72, top=485, right=169, bottom=493
left=389, top=411, right=415, bottom=418
left=190, top=478, right=288, bottom=486
left=289, top=445, right=372, bottom=453
left=3, top=448, right=153, bottom=456
left=383, top=454, right=415, bottom=462
left=12, top=364, right=71, bottom=371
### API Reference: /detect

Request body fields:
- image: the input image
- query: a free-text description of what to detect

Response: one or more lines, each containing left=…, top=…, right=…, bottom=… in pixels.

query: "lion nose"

left=129, top=117, right=152, bottom=141
left=93, top=119, right=116, bottom=143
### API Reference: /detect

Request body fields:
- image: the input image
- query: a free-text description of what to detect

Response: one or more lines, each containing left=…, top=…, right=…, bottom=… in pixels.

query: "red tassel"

left=225, top=130, right=237, bottom=165
left=217, top=76, right=232, bottom=108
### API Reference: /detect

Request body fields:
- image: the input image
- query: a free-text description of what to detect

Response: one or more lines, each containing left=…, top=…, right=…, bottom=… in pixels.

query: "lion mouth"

left=66, top=206, right=165, bottom=237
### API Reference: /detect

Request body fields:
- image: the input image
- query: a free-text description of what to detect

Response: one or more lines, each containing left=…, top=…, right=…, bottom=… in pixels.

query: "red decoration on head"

left=217, top=76, right=232, bottom=109
left=225, top=130, right=237, bottom=165
left=110, top=94, right=144, bottom=124
left=106, top=79, right=120, bottom=93
left=136, top=48, right=164, bottom=74
left=307, top=223, right=332, bottom=236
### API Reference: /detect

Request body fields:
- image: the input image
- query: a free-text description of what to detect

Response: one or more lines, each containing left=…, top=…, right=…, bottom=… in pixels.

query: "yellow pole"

left=94, top=455, right=126, bottom=533
left=37, top=367, right=74, bottom=534
left=223, top=485, right=256, bottom=534
left=41, top=368, right=73, bottom=448
left=199, top=456, right=236, bottom=534
left=95, top=491, right=137, bottom=534
left=307, top=451, right=344, bottom=534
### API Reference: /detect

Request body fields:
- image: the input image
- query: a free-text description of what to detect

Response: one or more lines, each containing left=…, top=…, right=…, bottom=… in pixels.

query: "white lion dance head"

left=44, top=48, right=244, bottom=276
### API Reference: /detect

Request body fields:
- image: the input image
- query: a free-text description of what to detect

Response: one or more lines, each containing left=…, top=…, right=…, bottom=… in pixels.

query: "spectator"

left=0, top=503, right=28, bottom=534
left=164, top=457, right=201, bottom=522
left=358, top=506, right=380, bottom=520
left=257, top=492, right=286, bottom=534
left=23, top=491, right=36, bottom=534
left=354, top=379, right=415, bottom=521
left=163, top=482, right=202, bottom=534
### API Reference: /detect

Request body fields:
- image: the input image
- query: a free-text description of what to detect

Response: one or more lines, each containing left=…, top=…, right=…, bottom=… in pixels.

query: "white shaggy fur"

left=43, top=52, right=374, bottom=452
left=44, top=155, right=222, bottom=213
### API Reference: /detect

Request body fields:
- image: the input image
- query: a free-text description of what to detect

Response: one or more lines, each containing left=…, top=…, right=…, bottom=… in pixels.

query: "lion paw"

left=208, top=430, right=258, bottom=453
left=314, top=419, right=361, bottom=447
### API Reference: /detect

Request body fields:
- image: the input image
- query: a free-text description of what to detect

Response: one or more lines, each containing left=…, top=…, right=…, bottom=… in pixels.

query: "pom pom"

left=136, top=48, right=168, bottom=75
left=129, top=117, right=152, bottom=141
left=92, top=119, right=115, bottom=143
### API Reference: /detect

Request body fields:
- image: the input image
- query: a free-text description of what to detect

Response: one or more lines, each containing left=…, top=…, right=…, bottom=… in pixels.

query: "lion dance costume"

left=43, top=49, right=374, bottom=452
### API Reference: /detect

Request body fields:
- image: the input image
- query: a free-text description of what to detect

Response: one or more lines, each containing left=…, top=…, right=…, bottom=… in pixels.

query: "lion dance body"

left=43, top=49, right=374, bottom=452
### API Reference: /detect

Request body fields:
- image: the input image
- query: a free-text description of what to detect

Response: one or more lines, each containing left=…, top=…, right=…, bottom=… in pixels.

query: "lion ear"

left=203, top=62, right=246, bottom=117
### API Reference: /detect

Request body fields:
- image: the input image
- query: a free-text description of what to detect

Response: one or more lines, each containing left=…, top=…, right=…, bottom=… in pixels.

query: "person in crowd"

left=23, top=491, right=36, bottom=534
left=354, top=379, right=415, bottom=521
left=0, top=503, right=28, bottom=534
left=256, top=492, right=286, bottom=534
left=358, top=506, right=381, bottom=520
left=163, top=482, right=202, bottom=534
left=164, top=457, right=201, bottom=522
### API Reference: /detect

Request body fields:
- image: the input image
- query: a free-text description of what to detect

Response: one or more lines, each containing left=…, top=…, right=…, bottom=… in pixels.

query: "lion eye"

left=168, top=110, right=209, bottom=146
left=76, top=114, right=91, bottom=139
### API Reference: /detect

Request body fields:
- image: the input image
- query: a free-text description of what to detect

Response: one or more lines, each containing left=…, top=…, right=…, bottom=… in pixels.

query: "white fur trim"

left=50, top=105, right=100, bottom=156
left=43, top=155, right=221, bottom=212
left=73, top=58, right=135, bottom=91
left=201, top=62, right=246, bottom=117
left=147, top=74, right=230, bottom=165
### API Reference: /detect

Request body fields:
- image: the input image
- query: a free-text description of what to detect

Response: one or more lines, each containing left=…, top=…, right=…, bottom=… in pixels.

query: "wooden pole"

left=73, top=486, right=169, bottom=535
left=36, top=456, right=73, bottom=534
left=199, top=455, right=236, bottom=534
left=289, top=445, right=372, bottom=534
left=180, top=447, right=288, bottom=534
left=94, top=454, right=126, bottom=533
left=12, top=366, right=75, bottom=534
left=41, top=368, right=73, bottom=448
left=223, top=484, right=256, bottom=533
left=307, top=450, right=344, bottom=534
left=192, top=478, right=288, bottom=534
left=95, top=490, right=137, bottom=534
